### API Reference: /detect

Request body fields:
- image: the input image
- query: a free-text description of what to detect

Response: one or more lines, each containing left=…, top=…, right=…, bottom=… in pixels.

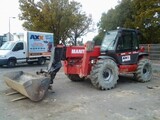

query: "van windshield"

left=101, top=30, right=118, bottom=51
left=0, top=42, right=15, bottom=50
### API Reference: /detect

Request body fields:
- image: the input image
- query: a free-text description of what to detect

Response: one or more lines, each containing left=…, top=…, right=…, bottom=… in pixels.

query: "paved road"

left=0, top=63, right=160, bottom=120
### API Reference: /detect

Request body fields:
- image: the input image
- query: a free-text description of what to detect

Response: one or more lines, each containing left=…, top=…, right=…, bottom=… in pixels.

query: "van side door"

left=12, top=42, right=26, bottom=63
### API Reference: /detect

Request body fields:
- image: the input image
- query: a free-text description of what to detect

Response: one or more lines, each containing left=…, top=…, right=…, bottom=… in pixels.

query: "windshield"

left=101, top=30, right=118, bottom=51
left=0, top=42, right=15, bottom=50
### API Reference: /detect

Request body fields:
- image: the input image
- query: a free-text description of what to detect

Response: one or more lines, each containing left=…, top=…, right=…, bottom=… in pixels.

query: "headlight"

left=91, top=59, right=96, bottom=64
left=0, top=55, right=6, bottom=58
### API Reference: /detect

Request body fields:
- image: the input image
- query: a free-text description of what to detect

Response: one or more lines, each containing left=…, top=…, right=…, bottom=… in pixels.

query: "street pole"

left=9, top=17, right=15, bottom=41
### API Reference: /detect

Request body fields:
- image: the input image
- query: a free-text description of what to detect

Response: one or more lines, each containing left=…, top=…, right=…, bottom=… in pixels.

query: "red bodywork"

left=63, top=46, right=100, bottom=77
left=63, top=45, right=139, bottom=78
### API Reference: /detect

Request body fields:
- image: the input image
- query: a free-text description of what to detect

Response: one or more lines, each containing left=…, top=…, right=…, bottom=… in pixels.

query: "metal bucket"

left=4, top=71, right=50, bottom=102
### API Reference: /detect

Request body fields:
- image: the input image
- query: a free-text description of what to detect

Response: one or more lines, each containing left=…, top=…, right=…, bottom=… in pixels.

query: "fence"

left=141, top=44, right=160, bottom=60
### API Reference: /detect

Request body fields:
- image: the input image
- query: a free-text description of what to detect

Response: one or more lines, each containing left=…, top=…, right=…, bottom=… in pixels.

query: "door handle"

left=23, top=52, right=25, bottom=54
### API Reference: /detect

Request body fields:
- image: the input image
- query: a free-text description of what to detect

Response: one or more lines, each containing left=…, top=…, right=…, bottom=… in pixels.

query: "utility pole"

left=9, top=17, right=15, bottom=41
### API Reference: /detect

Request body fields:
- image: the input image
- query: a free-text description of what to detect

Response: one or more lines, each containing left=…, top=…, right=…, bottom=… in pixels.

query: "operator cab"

left=100, top=28, right=140, bottom=65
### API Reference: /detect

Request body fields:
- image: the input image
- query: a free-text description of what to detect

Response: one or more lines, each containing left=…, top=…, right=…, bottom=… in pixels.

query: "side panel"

left=63, top=46, right=101, bottom=77
left=119, top=64, right=138, bottom=73
left=116, top=51, right=139, bottom=64
left=65, top=46, right=85, bottom=58
left=27, top=31, right=54, bottom=58
left=63, top=46, right=84, bottom=75
left=11, top=41, right=27, bottom=63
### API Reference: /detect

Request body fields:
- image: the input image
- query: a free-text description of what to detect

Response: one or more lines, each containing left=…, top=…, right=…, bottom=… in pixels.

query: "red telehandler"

left=4, top=28, right=152, bottom=101
left=61, top=28, right=152, bottom=90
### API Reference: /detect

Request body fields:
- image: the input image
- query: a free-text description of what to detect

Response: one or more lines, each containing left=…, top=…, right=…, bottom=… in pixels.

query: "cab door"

left=116, top=30, right=139, bottom=65
left=11, top=42, right=26, bottom=63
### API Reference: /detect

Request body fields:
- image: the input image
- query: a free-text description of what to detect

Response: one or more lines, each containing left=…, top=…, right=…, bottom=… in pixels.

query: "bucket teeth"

left=11, top=96, right=27, bottom=102
left=4, top=89, right=27, bottom=102
left=5, top=91, right=19, bottom=96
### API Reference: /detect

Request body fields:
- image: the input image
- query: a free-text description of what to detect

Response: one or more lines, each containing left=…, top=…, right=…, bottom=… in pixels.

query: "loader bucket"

left=4, top=71, right=50, bottom=102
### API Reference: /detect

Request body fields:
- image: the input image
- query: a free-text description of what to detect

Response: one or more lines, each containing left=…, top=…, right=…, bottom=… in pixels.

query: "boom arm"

left=37, top=46, right=64, bottom=84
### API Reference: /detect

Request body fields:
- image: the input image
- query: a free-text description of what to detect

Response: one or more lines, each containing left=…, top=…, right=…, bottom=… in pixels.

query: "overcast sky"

left=0, top=0, right=119, bottom=40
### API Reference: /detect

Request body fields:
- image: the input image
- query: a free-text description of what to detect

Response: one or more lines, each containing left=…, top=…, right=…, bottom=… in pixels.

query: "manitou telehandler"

left=4, top=28, right=152, bottom=101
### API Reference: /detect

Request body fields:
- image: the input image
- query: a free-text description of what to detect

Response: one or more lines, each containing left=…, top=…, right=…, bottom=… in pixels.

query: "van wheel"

left=7, top=59, right=16, bottom=68
left=38, top=58, right=46, bottom=65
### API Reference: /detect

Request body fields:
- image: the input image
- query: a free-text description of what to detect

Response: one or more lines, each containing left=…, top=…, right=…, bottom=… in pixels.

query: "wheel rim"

left=143, top=63, right=151, bottom=79
left=102, top=68, right=113, bottom=83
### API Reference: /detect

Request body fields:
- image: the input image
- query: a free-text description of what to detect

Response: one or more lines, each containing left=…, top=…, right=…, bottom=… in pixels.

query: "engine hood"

left=0, top=50, right=10, bottom=56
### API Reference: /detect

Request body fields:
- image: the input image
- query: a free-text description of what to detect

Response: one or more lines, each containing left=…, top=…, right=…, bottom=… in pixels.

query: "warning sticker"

left=122, top=55, right=131, bottom=62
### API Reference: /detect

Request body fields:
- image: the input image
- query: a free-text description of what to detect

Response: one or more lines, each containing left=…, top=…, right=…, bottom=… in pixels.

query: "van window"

left=13, top=42, right=24, bottom=51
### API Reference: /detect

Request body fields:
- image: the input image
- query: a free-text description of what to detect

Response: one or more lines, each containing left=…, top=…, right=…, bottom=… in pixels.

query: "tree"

left=64, top=1, right=93, bottom=45
left=19, top=0, right=92, bottom=45
left=94, top=0, right=133, bottom=44
left=131, top=0, right=160, bottom=43
left=68, top=13, right=92, bottom=45
left=94, top=0, right=160, bottom=44
left=98, top=0, right=132, bottom=31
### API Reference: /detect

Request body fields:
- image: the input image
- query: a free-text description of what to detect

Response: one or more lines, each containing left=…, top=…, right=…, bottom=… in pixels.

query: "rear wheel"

left=38, top=58, right=46, bottom=65
left=67, top=74, right=84, bottom=82
left=90, top=59, right=118, bottom=90
left=135, top=58, right=152, bottom=82
left=7, top=59, right=16, bottom=68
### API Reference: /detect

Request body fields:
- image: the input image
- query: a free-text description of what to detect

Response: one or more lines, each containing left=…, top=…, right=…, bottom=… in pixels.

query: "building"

left=0, top=33, right=14, bottom=47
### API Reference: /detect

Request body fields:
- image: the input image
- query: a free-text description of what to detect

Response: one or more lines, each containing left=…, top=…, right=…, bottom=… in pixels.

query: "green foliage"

left=67, top=4, right=92, bottom=45
left=98, top=0, right=133, bottom=31
left=95, top=0, right=160, bottom=44
left=93, top=32, right=105, bottom=45
left=19, top=0, right=92, bottom=45
left=131, top=0, right=160, bottom=43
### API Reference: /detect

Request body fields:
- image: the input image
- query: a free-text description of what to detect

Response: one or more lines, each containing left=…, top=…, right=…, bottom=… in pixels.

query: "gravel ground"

left=0, top=62, right=160, bottom=120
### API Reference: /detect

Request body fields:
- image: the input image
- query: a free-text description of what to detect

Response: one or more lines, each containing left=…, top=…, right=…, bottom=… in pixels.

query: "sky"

left=0, top=0, right=119, bottom=40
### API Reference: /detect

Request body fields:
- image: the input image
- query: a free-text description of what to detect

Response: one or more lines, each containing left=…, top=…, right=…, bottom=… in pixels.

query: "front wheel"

left=7, top=59, right=16, bottom=68
left=90, top=59, right=119, bottom=90
left=135, top=58, right=152, bottom=82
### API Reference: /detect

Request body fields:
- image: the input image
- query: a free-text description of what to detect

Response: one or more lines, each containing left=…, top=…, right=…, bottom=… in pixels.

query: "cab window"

left=116, top=31, right=139, bottom=51
left=13, top=42, right=24, bottom=51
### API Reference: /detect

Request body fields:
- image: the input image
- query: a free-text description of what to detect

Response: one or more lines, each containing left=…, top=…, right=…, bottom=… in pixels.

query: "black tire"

left=135, top=58, right=152, bottom=82
left=7, top=59, right=16, bottom=68
left=90, top=59, right=119, bottom=90
left=38, top=58, right=46, bottom=65
left=67, top=74, right=84, bottom=82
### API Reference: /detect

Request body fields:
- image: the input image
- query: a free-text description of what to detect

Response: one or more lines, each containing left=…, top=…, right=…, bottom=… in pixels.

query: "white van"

left=0, top=31, right=53, bottom=67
